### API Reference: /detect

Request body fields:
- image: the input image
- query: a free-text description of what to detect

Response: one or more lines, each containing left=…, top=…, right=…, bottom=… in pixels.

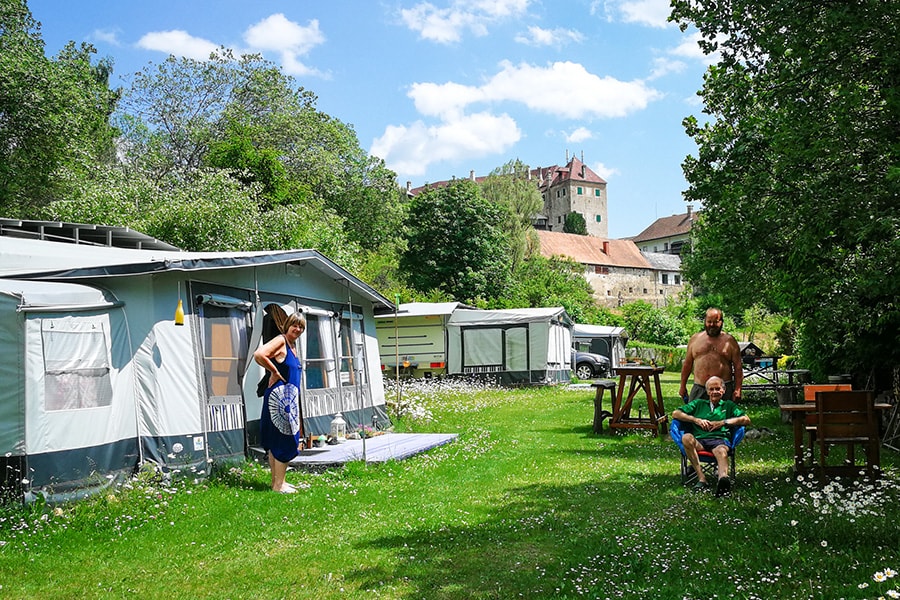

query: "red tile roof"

left=536, top=230, right=650, bottom=269
left=631, top=210, right=700, bottom=243
left=543, top=156, right=606, bottom=188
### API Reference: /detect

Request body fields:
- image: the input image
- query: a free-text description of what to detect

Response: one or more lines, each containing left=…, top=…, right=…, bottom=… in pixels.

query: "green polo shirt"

left=677, top=398, right=746, bottom=440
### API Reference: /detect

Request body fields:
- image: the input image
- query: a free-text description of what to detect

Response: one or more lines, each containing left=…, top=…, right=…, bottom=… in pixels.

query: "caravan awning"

left=447, top=306, right=572, bottom=328
left=0, top=279, right=120, bottom=312
left=374, top=301, right=472, bottom=319
left=573, top=324, right=626, bottom=337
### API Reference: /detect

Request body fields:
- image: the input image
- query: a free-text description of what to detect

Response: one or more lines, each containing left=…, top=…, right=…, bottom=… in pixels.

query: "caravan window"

left=338, top=313, right=367, bottom=386
left=504, top=327, right=528, bottom=372
left=304, top=313, right=337, bottom=389
left=198, top=303, right=250, bottom=398
left=41, top=318, right=113, bottom=411
left=463, top=328, right=502, bottom=369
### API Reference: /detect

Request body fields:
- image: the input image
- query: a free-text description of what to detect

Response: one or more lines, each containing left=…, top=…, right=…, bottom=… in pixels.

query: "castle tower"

left=538, top=156, right=608, bottom=238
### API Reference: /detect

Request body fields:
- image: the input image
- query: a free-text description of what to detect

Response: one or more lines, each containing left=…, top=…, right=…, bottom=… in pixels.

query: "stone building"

left=631, top=205, right=700, bottom=255
left=536, top=230, right=686, bottom=308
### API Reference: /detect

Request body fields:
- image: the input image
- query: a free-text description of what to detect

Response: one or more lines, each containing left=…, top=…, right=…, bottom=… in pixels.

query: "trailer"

left=374, top=302, right=471, bottom=379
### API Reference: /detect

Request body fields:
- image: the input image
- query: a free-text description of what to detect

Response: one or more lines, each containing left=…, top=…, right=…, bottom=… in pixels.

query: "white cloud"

left=243, top=14, right=324, bottom=54
left=565, top=127, right=593, bottom=143
left=136, top=30, right=220, bottom=60
left=514, top=25, right=584, bottom=47
left=243, top=14, right=326, bottom=77
left=488, top=61, right=661, bottom=119
left=371, top=112, right=521, bottom=177
left=409, top=61, right=660, bottom=120
left=136, top=15, right=327, bottom=76
left=670, top=31, right=722, bottom=65
left=592, top=161, right=619, bottom=180
left=618, top=0, right=673, bottom=28
left=647, top=56, right=686, bottom=80
left=377, top=59, right=659, bottom=180
left=684, top=92, right=704, bottom=107
left=595, top=0, right=673, bottom=28
left=408, top=81, right=487, bottom=119
left=400, top=0, right=531, bottom=43
left=91, top=29, right=121, bottom=46
left=475, top=0, right=532, bottom=18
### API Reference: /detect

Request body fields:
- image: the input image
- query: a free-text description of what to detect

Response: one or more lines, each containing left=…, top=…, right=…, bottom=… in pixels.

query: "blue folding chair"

left=670, top=419, right=745, bottom=485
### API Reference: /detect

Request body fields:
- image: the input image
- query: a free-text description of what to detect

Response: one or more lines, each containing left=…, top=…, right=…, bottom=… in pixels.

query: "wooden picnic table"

left=608, top=364, right=668, bottom=436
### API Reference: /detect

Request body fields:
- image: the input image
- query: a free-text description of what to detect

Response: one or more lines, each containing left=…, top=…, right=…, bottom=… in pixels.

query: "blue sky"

left=28, top=0, right=716, bottom=239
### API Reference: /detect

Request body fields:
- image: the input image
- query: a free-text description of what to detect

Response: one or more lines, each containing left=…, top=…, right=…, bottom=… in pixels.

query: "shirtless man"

left=678, top=308, right=743, bottom=402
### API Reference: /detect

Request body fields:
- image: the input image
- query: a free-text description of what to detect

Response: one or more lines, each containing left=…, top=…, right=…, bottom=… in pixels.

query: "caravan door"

left=194, top=292, right=253, bottom=461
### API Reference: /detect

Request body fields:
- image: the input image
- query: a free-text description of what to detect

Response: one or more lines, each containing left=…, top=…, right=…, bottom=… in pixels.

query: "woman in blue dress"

left=253, top=311, right=305, bottom=493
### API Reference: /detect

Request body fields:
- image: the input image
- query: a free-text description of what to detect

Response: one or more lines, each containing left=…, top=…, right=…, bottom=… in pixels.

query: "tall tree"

left=672, top=0, right=900, bottom=380
left=480, top=159, right=543, bottom=272
left=118, top=50, right=265, bottom=180
left=563, top=212, right=587, bottom=235
left=0, top=0, right=118, bottom=215
left=400, top=179, right=511, bottom=302
left=119, top=50, right=402, bottom=252
left=45, top=165, right=363, bottom=264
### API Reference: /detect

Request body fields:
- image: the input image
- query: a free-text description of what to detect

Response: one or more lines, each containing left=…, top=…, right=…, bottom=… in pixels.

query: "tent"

left=446, top=307, right=573, bottom=385
left=572, top=324, right=628, bottom=367
left=374, top=302, right=472, bottom=378
left=0, top=237, right=393, bottom=502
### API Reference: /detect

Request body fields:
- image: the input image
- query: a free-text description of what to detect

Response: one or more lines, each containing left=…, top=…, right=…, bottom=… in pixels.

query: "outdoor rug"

left=288, top=432, right=458, bottom=467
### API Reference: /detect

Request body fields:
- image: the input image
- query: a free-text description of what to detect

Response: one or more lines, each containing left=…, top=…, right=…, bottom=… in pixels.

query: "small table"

left=780, top=402, right=892, bottom=473
left=609, top=365, right=667, bottom=436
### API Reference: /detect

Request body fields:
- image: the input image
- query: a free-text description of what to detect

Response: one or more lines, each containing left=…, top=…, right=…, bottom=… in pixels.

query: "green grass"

left=2, top=372, right=899, bottom=599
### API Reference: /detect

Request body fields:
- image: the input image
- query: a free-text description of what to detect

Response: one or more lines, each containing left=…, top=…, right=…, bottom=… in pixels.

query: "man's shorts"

left=689, top=381, right=735, bottom=401
left=698, top=438, right=729, bottom=451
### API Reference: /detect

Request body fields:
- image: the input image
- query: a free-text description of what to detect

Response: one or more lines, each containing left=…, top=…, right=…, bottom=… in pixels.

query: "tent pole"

left=394, top=294, right=400, bottom=408
left=348, top=287, right=366, bottom=462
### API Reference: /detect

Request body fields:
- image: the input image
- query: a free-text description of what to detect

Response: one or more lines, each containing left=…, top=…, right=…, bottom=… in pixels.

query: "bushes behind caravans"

left=625, top=342, right=686, bottom=373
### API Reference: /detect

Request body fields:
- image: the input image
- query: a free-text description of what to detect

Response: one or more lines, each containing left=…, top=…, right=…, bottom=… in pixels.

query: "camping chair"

left=670, top=419, right=745, bottom=485
left=814, top=390, right=880, bottom=478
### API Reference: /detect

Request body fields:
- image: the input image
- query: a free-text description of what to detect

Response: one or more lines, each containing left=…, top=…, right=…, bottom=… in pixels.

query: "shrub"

left=627, top=342, right=685, bottom=372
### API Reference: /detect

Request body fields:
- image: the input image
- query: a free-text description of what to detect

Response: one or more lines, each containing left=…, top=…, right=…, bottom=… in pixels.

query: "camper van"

left=374, top=302, right=467, bottom=379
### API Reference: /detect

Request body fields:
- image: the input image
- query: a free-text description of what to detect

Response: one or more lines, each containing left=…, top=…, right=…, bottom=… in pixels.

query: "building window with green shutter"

left=595, top=215, right=602, bottom=222
left=577, top=187, right=583, bottom=195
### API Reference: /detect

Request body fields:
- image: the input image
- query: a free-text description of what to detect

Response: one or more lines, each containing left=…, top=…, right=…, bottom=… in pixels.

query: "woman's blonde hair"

left=283, top=311, right=306, bottom=333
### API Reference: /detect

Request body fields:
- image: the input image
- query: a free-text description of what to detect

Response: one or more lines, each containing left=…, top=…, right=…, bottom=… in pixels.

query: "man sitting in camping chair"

left=672, top=376, right=751, bottom=496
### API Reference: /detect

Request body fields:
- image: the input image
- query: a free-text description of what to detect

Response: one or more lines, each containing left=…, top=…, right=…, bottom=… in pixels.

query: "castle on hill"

left=406, top=152, right=608, bottom=238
